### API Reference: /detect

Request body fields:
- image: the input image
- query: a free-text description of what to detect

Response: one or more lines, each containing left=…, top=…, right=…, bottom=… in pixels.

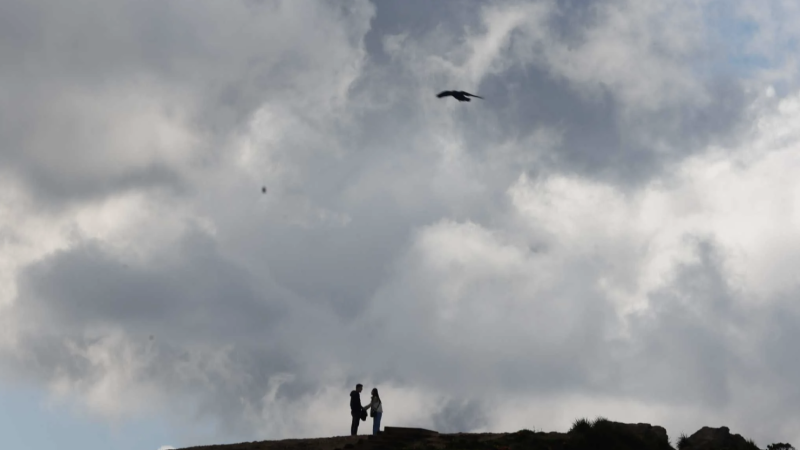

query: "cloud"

left=2, top=0, right=800, bottom=448
left=373, top=0, right=751, bottom=189
left=432, top=399, right=489, bottom=433
left=0, top=0, right=374, bottom=204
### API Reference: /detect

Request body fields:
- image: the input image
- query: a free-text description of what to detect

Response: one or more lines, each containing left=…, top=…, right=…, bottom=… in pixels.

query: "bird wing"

left=436, top=91, right=454, bottom=98
left=463, top=92, right=483, bottom=99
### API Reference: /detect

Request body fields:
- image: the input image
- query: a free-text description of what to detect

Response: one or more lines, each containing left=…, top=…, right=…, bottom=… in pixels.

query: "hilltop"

left=177, top=419, right=794, bottom=450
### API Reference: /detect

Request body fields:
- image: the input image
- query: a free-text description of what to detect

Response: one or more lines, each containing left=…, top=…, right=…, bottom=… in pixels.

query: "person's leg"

left=351, top=414, right=359, bottom=436
left=373, top=412, right=382, bottom=435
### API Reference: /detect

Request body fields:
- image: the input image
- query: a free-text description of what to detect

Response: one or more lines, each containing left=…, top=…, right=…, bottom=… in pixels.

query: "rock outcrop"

left=680, top=426, right=759, bottom=450
left=567, top=419, right=673, bottom=450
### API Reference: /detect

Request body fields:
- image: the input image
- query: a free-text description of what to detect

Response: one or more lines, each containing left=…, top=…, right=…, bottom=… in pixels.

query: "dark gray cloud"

left=432, top=399, right=488, bottom=433
left=17, top=228, right=287, bottom=341
left=467, top=67, right=750, bottom=188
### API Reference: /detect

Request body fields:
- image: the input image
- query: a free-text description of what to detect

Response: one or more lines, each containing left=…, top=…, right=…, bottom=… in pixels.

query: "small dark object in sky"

left=436, top=90, right=483, bottom=102
left=149, top=335, right=154, bottom=340
left=262, top=186, right=267, bottom=194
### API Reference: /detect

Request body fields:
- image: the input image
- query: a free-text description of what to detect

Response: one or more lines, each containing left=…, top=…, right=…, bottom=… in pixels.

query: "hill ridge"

left=177, top=419, right=791, bottom=450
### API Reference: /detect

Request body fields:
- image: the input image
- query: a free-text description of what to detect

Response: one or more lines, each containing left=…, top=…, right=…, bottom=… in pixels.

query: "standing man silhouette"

left=350, top=384, right=365, bottom=436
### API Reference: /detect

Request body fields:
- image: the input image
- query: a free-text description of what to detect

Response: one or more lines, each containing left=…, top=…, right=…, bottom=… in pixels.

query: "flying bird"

left=262, top=186, right=267, bottom=194
left=436, top=90, right=483, bottom=102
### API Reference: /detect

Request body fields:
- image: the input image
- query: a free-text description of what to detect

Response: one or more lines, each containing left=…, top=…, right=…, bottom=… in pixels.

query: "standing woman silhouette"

left=367, top=388, right=383, bottom=435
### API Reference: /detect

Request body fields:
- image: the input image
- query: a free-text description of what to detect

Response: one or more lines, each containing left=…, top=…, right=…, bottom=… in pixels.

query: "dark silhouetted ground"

left=177, top=421, right=786, bottom=450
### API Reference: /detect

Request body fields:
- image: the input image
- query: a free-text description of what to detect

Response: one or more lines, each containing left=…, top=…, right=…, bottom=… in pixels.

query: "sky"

left=2, top=0, right=800, bottom=449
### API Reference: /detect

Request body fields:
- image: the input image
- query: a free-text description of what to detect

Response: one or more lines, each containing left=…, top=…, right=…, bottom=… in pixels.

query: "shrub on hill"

left=767, top=444, right=794, bottom=450
left=566, top=417, right=672, bottom=450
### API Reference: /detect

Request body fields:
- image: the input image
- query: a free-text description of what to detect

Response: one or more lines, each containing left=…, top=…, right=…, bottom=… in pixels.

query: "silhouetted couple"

left=349, top=384, right=383, bottom=436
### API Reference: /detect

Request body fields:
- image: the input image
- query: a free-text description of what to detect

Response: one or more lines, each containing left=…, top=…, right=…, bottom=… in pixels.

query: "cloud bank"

left=2, top=0, right=800, bottom=447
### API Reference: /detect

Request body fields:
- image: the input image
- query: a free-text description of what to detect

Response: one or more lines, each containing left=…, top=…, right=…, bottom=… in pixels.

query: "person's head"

left=356, top=384, right=363, bottom=392
left=371, top=388, right=379, bottom=398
